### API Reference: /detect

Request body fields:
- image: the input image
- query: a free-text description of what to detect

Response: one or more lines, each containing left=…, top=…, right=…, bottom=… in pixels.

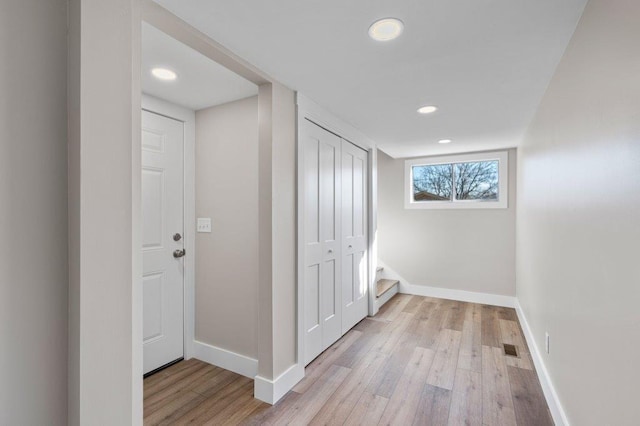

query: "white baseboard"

left=377, top=260, right=516, bottom=308
left=515, top=301, right=570, bottom=426
left=400, top=282, right=516, bottom=308
left=254, top=364, right=305, bottom=405
left=192, top=340, right=258, bottom=379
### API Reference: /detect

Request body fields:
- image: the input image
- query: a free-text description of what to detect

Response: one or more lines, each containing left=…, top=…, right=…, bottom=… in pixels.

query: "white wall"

left=0, top=1, right=68, bottom=424
left=68, top=0, right=142, bottom=424
left=517, top=0, right=640, bottom=424
left=195, top=96, right=259, bottom=359
left=377, top=149, right=517, bottom=297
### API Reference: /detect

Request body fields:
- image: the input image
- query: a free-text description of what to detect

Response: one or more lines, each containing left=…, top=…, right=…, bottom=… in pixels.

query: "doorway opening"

left=140, top=20, right=259, bottom=383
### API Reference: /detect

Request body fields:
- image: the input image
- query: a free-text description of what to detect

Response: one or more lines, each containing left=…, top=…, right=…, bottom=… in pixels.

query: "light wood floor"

left=144, top=294, right=554, bottom=425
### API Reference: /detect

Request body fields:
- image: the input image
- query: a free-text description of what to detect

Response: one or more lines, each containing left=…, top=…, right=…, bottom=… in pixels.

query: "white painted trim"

left=515, top=300, right=570, bottom=426
left=295, top=97, right=305, bottom=381
left=401, top=282, right=515, bottom=308
left=141, top=94, right=196, bottom=360
left=192, top=341, right=258, bottom=379
left=254, top=364, right=305, bottom=405
left=374, top=283, right=399, bottom=311
left=404, top=150, right=509, bottom=210
left=378, top=260, right=516, bottom=308
left=296, top=93, right=375, bottom=151
left=368, top=149, right=379, bottom=317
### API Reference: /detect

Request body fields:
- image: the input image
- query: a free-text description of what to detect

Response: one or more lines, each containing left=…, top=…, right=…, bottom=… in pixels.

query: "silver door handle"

left=328, top=249, right=333, bottom=253
left=348, top=245, right=353, bottom=249
left=173, top=249, right=186, bottom=258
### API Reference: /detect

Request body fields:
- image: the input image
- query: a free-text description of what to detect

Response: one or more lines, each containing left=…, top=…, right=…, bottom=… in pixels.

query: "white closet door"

left=301, top=119, right=342, bottom=365
left=341, top=140, right=369, bottom=334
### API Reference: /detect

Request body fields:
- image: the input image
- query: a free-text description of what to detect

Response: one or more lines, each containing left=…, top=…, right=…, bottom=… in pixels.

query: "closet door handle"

left=348, top=245, right=353, bottom=249
left=328, top=249, right=333, bottom=254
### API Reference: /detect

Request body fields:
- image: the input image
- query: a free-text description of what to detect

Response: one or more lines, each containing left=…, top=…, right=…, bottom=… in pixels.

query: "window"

left=405, top=151, right=508, bottom=209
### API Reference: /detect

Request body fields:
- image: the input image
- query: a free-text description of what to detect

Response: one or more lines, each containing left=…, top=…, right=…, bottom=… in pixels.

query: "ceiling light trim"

left=151, top=67, right=178, bottom=81
left=368, top=18, right=404, bottom=41
left=417, top=105, right=438, bottom=114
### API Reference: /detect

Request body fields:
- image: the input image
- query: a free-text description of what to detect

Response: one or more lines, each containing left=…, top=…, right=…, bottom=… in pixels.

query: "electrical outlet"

left=545, top=332, right=550, bottom=354
left=197, top=218, right=212, bottom=233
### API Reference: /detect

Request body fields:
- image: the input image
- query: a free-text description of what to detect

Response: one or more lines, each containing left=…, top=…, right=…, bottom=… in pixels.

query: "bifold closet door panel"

left=301, top=119, right=342, bottom=365
left=341, top=140, right=369, bottom=334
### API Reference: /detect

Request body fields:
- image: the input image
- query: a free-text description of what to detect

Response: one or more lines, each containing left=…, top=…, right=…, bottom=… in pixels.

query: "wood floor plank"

left=458, top=304, right=482, bottom=373
left=189, top=368, right=240, bottom=398
left=496, top=306, right=518, bottom=322
left=202, top=382, right=266, bottom=426
left=402, top=295, right=423, bottom=314
left=333, top=318, right=388, bottom=368
left=171, top=377, right=254, bottom=425
left=371, top=327, right=420, bottom=398
left=343, top=391, right=389, bottom=426
left=239, top=391, right=302, bottom=426
left=144, top=390, right=204, bottom=426
left=378, top=346, right=436, bottom=425
left=375, top=311, right=415, bottom=354
left=416, top=300, right=449, bottom=350
left=482, top=345, right=517, bottom=425
left=481, top=305, right=503, bottom=348
left=144, top=364, right=219, bottom=414
left=443, top=301, right=467, bottom=332
left=499, top=319, right=529, bottom=354
left=293, top=329, right=362, bottom=394
left=309, top=351, right=388, bottom=425
left=272, top=364, right=351, bottom=425
left=412, top=384, right=452, bottom=426
left=505, top=352, right=533, bottom=370
left=426, top=329, right=463, bottom=390
left=143, top=358, right=198, bottom=389
left=375, top=293, right=405, bottom=318
left=144, top=360, right=212, bottom=400
left=376, top=293, right=413, bottom=321
left=508, top=366, right=554, bottom=426
left=448, top=369, right=482, bottom=426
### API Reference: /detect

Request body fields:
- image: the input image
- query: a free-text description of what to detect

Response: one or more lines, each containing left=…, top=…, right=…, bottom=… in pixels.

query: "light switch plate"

left=197, top=218, right=212, bottom=233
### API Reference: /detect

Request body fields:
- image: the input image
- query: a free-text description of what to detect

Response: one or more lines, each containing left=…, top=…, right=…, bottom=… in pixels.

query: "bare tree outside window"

left=412, top=160, right=499, bottom=202
left=412, top=164, right=452, bottom=201
left=455, top=161, right=498, bottom=200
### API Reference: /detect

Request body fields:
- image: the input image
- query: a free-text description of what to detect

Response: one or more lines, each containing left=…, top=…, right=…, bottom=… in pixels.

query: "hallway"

left=144, top=295, right=551, bottom=425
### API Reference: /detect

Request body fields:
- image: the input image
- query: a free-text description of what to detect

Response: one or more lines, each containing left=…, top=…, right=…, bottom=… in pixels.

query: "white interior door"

left=341, top=140, right=368, bottom=334
left=142, top=110, right=185, bottom=374
left=302, top=119, right=342, bottom=365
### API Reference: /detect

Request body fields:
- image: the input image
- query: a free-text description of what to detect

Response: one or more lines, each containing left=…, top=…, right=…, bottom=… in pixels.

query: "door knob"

left=173, top=249, right=186, bottom=258
left=173, top=233, right=182, bottom=241
left=328, top=249, right=333, bottom=254
left=348, top=245, right=353, bottom=249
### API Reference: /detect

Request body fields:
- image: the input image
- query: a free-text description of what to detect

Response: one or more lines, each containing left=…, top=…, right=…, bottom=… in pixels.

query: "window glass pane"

left=454, top=160, right=499, bottom=201
left=412, top=164, right=453, bottom=201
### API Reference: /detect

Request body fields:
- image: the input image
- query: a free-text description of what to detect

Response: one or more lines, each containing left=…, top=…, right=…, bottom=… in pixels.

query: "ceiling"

left=152, top=0, right=587, bottom=157
left=141, top=22, right=257, bottom=111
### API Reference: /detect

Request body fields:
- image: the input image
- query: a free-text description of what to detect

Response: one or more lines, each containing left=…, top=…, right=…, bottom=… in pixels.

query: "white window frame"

left=404, top=150, right=508, bottom=209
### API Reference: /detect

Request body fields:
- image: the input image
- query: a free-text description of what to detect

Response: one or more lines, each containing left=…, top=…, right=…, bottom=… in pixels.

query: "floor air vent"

left=503, top=343, right=518, bottom=357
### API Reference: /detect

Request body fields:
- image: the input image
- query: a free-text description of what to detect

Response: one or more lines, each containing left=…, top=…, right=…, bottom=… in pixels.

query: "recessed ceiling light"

left=438, top=139, right=452, bottom=144
left=417, top=105, right=438, bottom=114
left=368, top=18, right=404, bottom=41
left=151, top=68, right=177, bottom=81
